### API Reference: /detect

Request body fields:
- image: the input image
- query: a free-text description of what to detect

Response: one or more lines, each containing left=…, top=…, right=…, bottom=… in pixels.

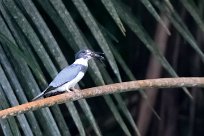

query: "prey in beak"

left=91, top=51, right=105, bottom=63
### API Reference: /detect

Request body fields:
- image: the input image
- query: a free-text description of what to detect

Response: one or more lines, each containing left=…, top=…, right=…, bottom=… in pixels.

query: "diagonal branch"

left=0, top=77, right=204, bottom=119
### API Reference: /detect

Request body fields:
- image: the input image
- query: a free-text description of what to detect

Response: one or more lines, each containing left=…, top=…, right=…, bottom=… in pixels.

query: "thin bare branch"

left=0, top=77, right=204, bottom=119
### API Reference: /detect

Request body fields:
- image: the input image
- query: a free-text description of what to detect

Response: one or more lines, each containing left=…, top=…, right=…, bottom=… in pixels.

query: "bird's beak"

left=91, top=51, right=105, bottom=62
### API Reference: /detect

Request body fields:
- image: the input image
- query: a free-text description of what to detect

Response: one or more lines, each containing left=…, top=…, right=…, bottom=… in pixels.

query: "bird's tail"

left=32, top=92, right=44, bottom=101
left=32, top=87, right=49, bottom=101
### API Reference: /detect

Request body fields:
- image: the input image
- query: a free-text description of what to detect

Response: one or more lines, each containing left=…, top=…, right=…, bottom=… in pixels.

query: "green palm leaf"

left=0, top=0, right=203, bottom=135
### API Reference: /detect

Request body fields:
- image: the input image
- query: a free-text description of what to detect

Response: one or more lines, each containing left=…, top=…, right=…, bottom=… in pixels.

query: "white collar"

left=73, top=58, right=88, bottom=66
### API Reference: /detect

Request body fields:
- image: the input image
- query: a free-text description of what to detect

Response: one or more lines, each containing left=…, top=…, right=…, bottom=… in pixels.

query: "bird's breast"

left=69, top=71, right=85, bottom=86
left=56, top=72, right=85, bottom=91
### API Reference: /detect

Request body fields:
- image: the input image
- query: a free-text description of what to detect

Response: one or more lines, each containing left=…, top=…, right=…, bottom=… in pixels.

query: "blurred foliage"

left=0, top=0, right=204, bottom=136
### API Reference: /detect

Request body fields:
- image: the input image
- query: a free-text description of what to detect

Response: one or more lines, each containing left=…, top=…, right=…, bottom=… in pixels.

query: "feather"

left=49, top=64, right=87, bottom=88
left=32, top=64, right=87, bottom=100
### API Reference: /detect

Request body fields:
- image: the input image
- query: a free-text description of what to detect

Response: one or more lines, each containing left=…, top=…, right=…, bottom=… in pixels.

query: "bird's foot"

left=70, top=88, right=80, bottom=93
left=66, top=89, right=72, bottom=92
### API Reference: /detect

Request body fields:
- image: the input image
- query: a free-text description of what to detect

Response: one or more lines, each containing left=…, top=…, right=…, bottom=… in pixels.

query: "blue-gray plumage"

left=49, top=64, right=87, bottom=88
left=32, top=49, right=104, bottom=100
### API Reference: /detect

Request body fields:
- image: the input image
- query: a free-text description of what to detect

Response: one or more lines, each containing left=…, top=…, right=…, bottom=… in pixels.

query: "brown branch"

left=0, top=77, right=204, bottom=119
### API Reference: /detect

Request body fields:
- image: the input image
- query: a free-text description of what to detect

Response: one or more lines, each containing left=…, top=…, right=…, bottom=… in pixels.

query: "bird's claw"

left=70, top=88, right=80, bottom=93
left=66, top=89, right=72, bottom=92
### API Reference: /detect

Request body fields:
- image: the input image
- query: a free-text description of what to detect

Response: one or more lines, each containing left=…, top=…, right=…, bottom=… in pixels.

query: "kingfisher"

left=32, top=49, right=104, bottom=101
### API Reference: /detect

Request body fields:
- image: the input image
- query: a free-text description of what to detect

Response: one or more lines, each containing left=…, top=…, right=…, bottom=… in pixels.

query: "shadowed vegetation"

left=0, top=0, right=204, bottom=136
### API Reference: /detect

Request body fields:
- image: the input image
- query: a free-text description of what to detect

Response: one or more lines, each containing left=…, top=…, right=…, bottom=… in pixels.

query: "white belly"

left=56, top=72, right=85, bottom=91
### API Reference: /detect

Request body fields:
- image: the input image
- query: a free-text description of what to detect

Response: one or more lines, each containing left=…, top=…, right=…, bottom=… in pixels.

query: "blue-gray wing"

left=49, top=64, right=87, bottom=88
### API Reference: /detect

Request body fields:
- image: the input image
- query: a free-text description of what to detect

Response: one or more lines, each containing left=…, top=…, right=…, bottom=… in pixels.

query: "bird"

left=32, top=49, right=104, bottom=101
